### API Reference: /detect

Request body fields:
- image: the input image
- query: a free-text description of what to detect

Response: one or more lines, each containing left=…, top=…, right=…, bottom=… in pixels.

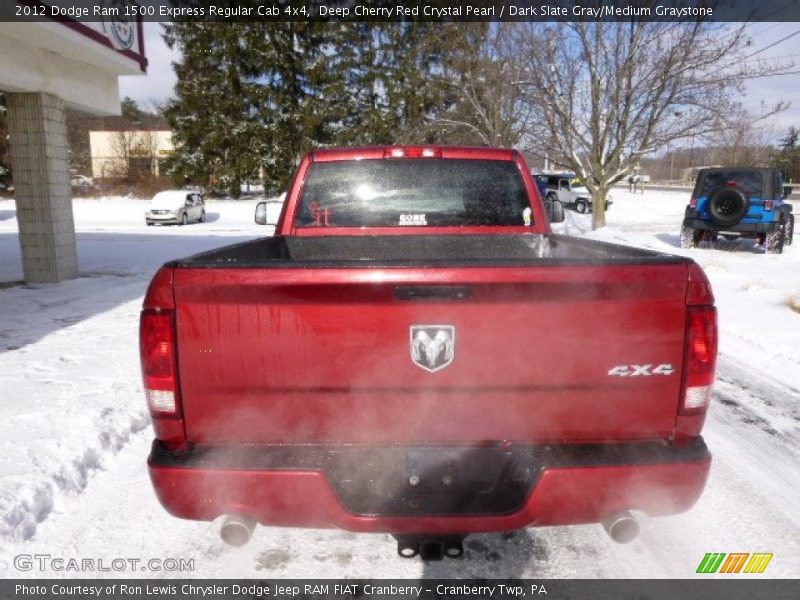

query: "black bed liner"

left=171, top=234, right=689, bottom=269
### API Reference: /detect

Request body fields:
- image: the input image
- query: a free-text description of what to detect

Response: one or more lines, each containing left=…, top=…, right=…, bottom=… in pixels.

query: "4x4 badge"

left=410, top=326, right=455, bottom=372
left=608, top=363, right=675, bottom=377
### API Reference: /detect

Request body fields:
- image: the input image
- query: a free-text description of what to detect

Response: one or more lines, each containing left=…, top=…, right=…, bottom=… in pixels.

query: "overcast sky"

left=118, top=22, right=177, bottom=112
left=119, top=21, right=800, bottom=144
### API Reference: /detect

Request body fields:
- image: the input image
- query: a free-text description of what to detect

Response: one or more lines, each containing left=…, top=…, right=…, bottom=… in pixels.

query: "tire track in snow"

left=0, top=291, right=151, bottom=543
left=8, top=353, right=800, bottom=578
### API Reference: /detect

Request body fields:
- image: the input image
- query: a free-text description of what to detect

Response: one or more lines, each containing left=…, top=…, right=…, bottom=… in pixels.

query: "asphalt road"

left=614, top=183, right=800, bottom=206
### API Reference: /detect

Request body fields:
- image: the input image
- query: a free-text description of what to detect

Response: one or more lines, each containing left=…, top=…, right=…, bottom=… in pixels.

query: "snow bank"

left=0, top=196, right=267, bottom=542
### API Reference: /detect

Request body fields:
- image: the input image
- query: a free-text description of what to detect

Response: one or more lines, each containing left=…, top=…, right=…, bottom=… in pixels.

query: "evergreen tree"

left=120, top=97, right=147, bottom=123
left=318, top=22, right=462, bottom=147
left=774, top=127, right=800, bottom=182
left=162, top=20, right=462, bottom=195
left=321, top=23, right=392, bottom=145
left=380, top=23, right=459, bottom=144
left=249, top=22, right=334, bottom=191
left=163, top=21, right=264, bottom=197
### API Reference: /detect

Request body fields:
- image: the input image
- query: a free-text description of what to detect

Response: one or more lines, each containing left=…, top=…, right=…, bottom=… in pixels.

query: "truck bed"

left=171, top=234, right=686, bottom=268
left=166, top=234, right=692, bottom=445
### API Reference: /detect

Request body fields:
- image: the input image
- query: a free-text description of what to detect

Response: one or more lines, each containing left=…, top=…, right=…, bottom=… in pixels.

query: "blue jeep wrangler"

left=681, top=167, right=794, bottom=254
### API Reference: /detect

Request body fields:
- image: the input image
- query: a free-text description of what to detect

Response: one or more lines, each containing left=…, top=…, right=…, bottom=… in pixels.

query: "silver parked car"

left=536, top=173, right=611, bottom=214
left=70, top=175, right=94, bottom=188
left=145, top=190, right=206, bottom=226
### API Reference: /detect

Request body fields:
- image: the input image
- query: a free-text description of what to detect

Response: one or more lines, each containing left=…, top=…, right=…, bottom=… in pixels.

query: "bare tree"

left=514, top=18, right=788, bottom=228
left=109, top=130, right=157, bottom=180
left=107, top=130, right=135, bottom=178
left=435, top=24, right=534, bottom=147
left=706, top=109, right=776, bottom=167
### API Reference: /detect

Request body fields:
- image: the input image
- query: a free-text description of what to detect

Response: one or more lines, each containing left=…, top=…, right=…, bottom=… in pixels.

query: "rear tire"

left=575, top=199, right=588, bottom=214
left=680, top=224, right=702, bottom=248
left=784, top=214, right=794, bottom=246
left=765, top=228, right=785, bottom=254
left=181, top=212, right=188, bottom=226
left=200, top=210, right=206, bottom=223
left=707, top=187, right=749, bottom=228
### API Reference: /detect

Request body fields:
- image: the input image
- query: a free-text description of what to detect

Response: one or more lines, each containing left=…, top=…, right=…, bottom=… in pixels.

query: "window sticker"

left=309, top=202, right=332, bottom=226
left=399, top=214, right=428, bottom=226
left=523, top=207, right=532, bottom=226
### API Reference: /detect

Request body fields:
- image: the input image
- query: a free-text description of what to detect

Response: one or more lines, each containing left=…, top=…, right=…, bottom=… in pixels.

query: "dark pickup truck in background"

left=141, top=146, right=717, bottom=560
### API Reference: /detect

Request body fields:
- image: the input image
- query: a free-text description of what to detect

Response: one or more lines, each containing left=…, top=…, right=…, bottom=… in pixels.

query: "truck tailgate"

left=173, top=262, right=689, bottom=444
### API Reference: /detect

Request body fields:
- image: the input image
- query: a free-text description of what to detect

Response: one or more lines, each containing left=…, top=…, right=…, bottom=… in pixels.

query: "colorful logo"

left=102, top=0, right=136, bottom=51
left=696, top=552, right=773, bottom=574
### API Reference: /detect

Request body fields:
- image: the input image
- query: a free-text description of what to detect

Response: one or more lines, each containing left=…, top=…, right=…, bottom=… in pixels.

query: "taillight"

left=384, top=146, right=442, bottom=159
left=140, top=308, right=181, bottom=418
left=681, top=306, right=717, bottom=415
left=763, top=200, right=773, bottom=211
left=686, top=262, right=715, bottom=305
left=689, top=197, right=697, bottom=208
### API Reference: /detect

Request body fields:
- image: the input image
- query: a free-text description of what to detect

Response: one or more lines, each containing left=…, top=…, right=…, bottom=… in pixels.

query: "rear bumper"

left=148, top=438, right=710, bottom=534
left=146, top=213, right=181, bottom=224
left=573, top=197, right=612, bottom=206
left=683, top=216, right=780, bottom=234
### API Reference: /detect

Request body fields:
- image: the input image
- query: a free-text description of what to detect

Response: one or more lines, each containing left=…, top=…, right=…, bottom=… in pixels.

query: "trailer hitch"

left=394, top=535, right=466, bottom=560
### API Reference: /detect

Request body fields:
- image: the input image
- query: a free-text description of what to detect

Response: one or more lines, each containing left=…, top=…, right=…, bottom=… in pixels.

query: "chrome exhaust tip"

left=602, top=511, right=640, bottom=544
left=220, top=514, right=256, bottom=547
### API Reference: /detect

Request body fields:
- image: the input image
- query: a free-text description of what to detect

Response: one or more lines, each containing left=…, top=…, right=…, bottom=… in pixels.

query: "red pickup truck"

left=141, top=146, right=716, bottom=560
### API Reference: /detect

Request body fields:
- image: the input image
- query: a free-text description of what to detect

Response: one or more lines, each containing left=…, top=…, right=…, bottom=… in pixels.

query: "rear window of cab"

left=296, top=159, right=532, bottom=228
left=697, top=170, right=763, bottom=197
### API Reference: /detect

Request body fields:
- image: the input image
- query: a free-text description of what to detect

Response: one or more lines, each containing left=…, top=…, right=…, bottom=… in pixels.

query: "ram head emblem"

left=410, top=326, right=455, bottom=372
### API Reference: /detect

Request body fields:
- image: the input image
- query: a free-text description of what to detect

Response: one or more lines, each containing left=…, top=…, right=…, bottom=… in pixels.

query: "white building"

left=90, top=129, right=174, bottom=179
left=0, top=7, right=146, bottom=282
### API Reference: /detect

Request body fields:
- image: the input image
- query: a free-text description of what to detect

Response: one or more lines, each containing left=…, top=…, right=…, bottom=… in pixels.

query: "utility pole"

left=669, top=147, right=675, bottom=181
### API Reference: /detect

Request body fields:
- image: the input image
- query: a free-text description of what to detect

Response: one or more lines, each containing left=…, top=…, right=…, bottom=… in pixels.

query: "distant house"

left=89, top=129, right=174, bottom=179
left=681, top=165, right=722, bottom=182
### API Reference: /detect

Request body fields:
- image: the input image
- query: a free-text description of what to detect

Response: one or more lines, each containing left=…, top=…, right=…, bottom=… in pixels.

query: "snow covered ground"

left=0, top=191, right=798, bottom=579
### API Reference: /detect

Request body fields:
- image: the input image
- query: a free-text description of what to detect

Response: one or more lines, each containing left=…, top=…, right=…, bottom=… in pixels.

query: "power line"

left=742, top=30, right=800, bottom=61
left=745, top=22, right=787, bottom=40
left=744, top=67, right=800, bottom=79
left=745, top=1, right=799, bottom=26
left=741, top=52, right=800, bottom=64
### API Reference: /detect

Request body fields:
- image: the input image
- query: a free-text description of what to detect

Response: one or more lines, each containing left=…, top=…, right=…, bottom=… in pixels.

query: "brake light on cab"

left=384, top=147, right=442, bottom=159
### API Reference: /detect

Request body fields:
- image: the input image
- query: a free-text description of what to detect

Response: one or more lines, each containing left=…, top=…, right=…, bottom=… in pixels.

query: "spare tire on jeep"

left=707, top=187, right=749, bottom=228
